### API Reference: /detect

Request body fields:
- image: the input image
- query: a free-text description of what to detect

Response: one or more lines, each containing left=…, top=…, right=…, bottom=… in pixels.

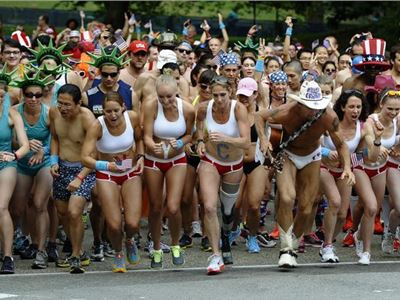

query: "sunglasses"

left=325, top=69, right=336, bottom=73
left=25, top=92, right=43, bottom=99
left=211, top=76, right=228, bottom=85
left=101, top=35, right=110, bottom=40
left=177, top=48, right=191, bottom=54
left=199, top=83, right=210, bottom=90
left=101, top=72, right=118, bottom=78
left=3, top=50, right=20, bottom=55
left=206, top=65, right=218, bottom=71
left=343, top=89, right=364, bottom=99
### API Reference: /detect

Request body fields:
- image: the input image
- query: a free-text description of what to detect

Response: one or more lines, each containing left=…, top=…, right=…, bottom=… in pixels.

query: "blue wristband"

left=176, top=139, right=184, bottom=149
left=95, top=160, right=109, bottom=171
left=219, top=22, right=226, bottom=30
left=321, top=147, right=331, bottom=158
left=182, top=27, right=189, bottom=36
left=255, top=59, right=264, bottom=73
left=285, top=27, right=293, bottom=36
left=50, top=155, right=59, bottom=166
left=42, top=146, right=50, bottom=156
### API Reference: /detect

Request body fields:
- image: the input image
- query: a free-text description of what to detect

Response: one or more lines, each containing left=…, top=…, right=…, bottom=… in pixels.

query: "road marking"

left=7, top=260, right=400, bottom=277
left=0, top=294, right=18, bottom=299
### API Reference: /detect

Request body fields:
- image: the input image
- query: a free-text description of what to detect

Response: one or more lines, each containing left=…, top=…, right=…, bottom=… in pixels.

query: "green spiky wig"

left=86, top=46, right=130, bottom=69
left=29, top=39, right=72, bottom=69
left=0, top=63, right=18, bottom=85
left=9, top=70, right=55, bottom=89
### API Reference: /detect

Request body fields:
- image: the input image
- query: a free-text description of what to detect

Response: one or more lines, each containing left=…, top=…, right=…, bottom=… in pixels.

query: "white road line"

left=7, top=260, right=400, bottom=277
left=0, top=294, right=18, bottom=299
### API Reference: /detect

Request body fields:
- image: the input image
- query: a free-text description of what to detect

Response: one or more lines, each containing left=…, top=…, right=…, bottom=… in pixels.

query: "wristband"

left=219, top=22, right=225, bottom=30
left=76, top=174, right=84, bottom=181
left=13, top=151, right=18, bottom=161
left=374, top=140, right=381, bottom=147
left=42, top=146, right=50, bottom=155
left=176, top=139, right=184, bottom=149
left=285, top=27, right=293, bottom=36
left=50, top=155, right=59, bottom=166
left=136, top=154, right=145, bottom=160
left=255, top=59, right=264, bottom=73
left=321, top=147, right=331, bottom=158
left=95, top=160, right=109, bottom=171
left=182, top=27, right=189, bottom=36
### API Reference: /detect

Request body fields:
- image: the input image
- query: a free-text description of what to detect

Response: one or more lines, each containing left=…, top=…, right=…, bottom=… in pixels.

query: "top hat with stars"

left=354, top=38, right=390, bottom=72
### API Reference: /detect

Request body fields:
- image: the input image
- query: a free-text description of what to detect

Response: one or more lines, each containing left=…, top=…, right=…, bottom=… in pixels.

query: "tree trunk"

left=103, top=1, right=130, bottom=30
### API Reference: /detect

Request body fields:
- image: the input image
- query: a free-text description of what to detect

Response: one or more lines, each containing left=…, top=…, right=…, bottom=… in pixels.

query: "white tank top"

left=323, top=120, right=361, bottom=153
left=206, top=100, right=240, bottom=137
left=153, top=97, right=186, bottom=139
left=96, top=111, right=135, bottom=153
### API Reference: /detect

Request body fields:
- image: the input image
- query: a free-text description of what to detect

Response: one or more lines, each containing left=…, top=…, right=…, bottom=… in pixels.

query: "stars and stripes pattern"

left=113, top=36, right=128, bottom=52
left=361, top=38, right=386, bottom=62
left=220, top=53, right=239, bottom=67
left=350, top=153, right=363, bottom=168
left=269, top=70, right=288, bottom=84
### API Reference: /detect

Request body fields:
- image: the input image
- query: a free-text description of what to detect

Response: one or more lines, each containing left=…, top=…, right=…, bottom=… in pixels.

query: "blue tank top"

left=17, top=103, right=50, bottom=165
left=87, top=80, right=132, bottom=118
left=0, top=101, right=12, bottom=153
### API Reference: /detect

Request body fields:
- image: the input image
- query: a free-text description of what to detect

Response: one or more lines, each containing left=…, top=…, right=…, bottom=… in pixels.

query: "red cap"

left=129, top=40, right=148, bottom=54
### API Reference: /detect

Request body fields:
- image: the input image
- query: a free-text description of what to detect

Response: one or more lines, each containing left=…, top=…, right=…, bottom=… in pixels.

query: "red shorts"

left=321, top=165, right=342, bottom=179
left=200, top=154, right=243, bottom=176
left=387, top=158, right=400, bottom=170
left=354, top=163, right=387, bottom=179
left=144, top=153, right=187, bottom=174
left=96, top=169, right=141, bottom=186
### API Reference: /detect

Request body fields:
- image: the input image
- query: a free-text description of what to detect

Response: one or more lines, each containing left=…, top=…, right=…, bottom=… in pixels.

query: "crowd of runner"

left=0, top=12, right=400, bottom=275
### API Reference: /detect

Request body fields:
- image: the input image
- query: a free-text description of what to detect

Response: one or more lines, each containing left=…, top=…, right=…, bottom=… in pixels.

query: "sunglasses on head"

left=24, top=92, right=43, bottom=99
left=343, top=89, right=364, bottom=98
left=101, top=72, right=118, bottom=78
left=211, top=76, right=229, bottom=85
left=177, top=48, right=191, bottom=54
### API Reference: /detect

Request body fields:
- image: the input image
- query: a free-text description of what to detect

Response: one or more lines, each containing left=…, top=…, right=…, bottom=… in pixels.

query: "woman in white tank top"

left=352, top=89, right=400, bottom=265
left=319, top=89, right=367, bottom=263
left=142, top=75, right=195, bottom=269
left=195, top=76, right=250, bottom=274
left=82, top=91, right=144, bottom=273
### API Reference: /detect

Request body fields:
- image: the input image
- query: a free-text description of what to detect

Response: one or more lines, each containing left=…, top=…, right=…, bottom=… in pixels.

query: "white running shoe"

left=319, top=245, right=339, bottom=263
left=207, top=254, right=224, bottom=275
left=358, top=252, right=371, bottom=265
left=191, top=221, right=203, bottom=238
left=353, top=231, right=363, bottom=258
left=381, top=232, right=394, bottom=254
left=278, top=250, right=297, bottom=268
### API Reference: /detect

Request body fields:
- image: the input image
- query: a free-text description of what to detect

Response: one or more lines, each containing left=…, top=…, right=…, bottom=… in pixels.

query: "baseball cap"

left=236, top=77, right=258, bottom=97
left=156, top=49, right=177, bottom=69
left=129, top=40, right=148, bottom=54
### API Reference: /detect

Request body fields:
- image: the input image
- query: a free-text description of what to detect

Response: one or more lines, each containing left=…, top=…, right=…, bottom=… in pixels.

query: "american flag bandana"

left=220, top=53, right=239, bottom=67
left=269, top=70, right=288, bottom=84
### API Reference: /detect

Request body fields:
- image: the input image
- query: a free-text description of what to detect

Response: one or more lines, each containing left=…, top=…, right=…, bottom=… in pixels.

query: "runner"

left=255, top=80, right=355, bottom=268
left=49, top=84, right=96, bottom=274
left=143, top=75, right=195, bottom=268
left=82, top=91, right=144, bottom=273
left=196, top=76, right=249, bottom=274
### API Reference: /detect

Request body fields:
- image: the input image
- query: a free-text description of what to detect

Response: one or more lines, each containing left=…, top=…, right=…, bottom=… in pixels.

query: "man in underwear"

left=255, top=80, right=355, bottom=268
left=49, top=84, right=96, bottom=274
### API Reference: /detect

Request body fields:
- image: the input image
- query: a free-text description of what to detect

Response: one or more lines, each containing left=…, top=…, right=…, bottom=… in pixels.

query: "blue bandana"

left=269, top=71, right=288, bottom=84
left=220, top=53, right=239, bottom=67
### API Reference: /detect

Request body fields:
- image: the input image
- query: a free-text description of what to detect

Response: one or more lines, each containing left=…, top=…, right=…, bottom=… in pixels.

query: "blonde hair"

left=155, top=74, right=178, bottom=92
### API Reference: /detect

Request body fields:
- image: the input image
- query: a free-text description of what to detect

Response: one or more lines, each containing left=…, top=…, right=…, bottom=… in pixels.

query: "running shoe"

left=354, top=231, right=363, bottom=258
left=297, top=237, right=306, bottom=253
left=13, top=235, right=29, bottom=255
left=56, top=227, right=67, bottom=245
left=303, top=233, right=323, bottom=248
left=381, top=232, right=394, bottom=254
left=32, top=250, right=49, bottom=269
left=207, top=254, right=224, bottom=275
left=358, top=251, right=371, bottom=265
left=319, top=244, right=339, bottom=263
left=80, top=251, right=91, bottom=266
left=278, top=249, right=298, bottom=268
left=0, top=256, right=14, bottom=274
left=191, top=221, right=203, bottom=238
left=57, top=252, right=90, bottom=268
left=342, top=230, right=355, bottom=247
left=103, top=241, right=115, bottom=258
left=314, top=228, right=325, bottom=242
left=201, top=236, right=212, bottom=252
left=171, top=245, right=185, bottom=266
left=394, top=238, right=400, bottom=252
left=179, top=234, right=193, bottom=249
left=246, top=235, right=260, bottom=253
left=256, top=232, right=277, bottom=248
left=91, top=241, right=105, bottom=262
left=69, top=256, right=85, bottom=274
left=150, top=249, right=163, bottom=269
left=46, top=242, right=59, bottom=263
left=374, top=215, right=384, bottom=235
left=125, top=238, right=140, bottom=265
left=112, top=252, right=127, bottom=273
left=20, top=244, right=38, bottom=260
left=270, top=226, right=280, bottom=240
left=228, top=227, right=241, bottom=246
left=342, top=212, right=353, bottom=232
